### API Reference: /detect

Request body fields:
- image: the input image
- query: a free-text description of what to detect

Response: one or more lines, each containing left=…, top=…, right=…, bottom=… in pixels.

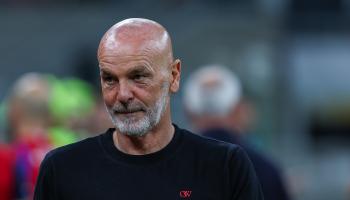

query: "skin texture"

left=97, top=18, right=181, bottom=155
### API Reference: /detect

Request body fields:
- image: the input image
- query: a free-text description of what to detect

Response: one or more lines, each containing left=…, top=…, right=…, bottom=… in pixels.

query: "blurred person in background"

left=6, top=73, right=54, bottom=199
left=2, top=73, right=100, bottom=199
left=34, top=18, right=263, bottom=200
left=183, top=64, right=290, bottom=200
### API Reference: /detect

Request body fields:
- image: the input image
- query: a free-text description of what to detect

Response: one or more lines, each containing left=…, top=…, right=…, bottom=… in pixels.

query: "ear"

left=169, top=59, right=181, bottom=93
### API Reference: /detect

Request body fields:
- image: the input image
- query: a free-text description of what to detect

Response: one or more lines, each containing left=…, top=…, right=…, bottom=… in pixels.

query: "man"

left=34, top=18, right=263, bottom=200
left=183, top=65, right=290, bottom=200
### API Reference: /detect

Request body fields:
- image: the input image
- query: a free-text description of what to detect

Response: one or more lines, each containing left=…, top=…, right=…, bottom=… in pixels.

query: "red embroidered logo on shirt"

left=179, top=190, right=192, bottom=198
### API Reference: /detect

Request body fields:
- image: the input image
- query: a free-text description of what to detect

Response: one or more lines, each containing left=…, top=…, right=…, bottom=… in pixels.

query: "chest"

left=56, top=160, right=228, bottom=200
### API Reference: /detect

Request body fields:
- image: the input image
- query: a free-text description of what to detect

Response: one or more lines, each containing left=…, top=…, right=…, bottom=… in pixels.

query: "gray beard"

left=106, top=83, right=169, bottom=137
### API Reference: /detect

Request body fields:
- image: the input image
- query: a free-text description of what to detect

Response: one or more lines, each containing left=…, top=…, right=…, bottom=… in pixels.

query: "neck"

left=113, top=116, right=174, bottom=155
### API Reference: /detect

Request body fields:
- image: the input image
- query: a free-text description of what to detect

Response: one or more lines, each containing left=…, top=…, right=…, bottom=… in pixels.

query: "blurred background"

left=1, top=0, right=350, bottom=199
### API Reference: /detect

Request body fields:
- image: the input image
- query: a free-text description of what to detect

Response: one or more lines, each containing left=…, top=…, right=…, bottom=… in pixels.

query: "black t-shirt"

left=34, top=125, right=263, bottom=200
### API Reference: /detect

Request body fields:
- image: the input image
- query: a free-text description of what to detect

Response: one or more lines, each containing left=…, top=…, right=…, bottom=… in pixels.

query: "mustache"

left=111, top=102, right=146, bottom=113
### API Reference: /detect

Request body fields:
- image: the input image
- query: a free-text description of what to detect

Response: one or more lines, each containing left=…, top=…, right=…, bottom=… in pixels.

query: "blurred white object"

left=183, top=64, right=242, bottom=116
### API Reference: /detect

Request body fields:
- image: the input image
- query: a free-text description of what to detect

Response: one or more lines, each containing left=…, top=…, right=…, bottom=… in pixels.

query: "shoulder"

left=44, top=132, right=104, bottom=164
left=244, top=145, right=282, bottom=174
left=178, top=126, right=240, bottom=149
left=176, top=126, right=245, bottom=160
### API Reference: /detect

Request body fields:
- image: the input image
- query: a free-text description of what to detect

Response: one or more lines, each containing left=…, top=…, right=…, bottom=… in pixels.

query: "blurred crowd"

left=0, top=73, right=112, bottom=200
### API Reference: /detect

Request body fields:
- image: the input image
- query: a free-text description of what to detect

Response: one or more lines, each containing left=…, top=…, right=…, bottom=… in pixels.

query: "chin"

left=113, top=118, right=152, bottom=137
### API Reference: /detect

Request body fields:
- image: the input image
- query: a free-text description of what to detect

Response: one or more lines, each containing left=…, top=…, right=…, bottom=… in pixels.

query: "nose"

left=117, top=80, right=134, bottom=104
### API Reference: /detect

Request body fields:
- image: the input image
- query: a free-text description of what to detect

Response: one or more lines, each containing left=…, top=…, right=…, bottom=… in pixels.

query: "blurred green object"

left=49, top=77, right=95, bottom=123
left=49, top=126, right=79, bottom=147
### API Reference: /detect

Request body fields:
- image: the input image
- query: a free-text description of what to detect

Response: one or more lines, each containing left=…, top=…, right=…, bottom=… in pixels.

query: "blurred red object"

left=13, top=133, right=52, bottom=199
left=0, top=144, right=15, bottom=200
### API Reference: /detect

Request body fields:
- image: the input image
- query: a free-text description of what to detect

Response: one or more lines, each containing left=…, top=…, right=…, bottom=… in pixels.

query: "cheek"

left=129, top=87, right=155, bottom=108
left=102, top=88, right=116, bottom=108
left=144, top=87, right=164, bottom=106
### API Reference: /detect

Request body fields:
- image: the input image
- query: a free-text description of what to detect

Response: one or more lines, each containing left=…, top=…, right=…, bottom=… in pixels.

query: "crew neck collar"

left=99, top=124, right=183, bottom=166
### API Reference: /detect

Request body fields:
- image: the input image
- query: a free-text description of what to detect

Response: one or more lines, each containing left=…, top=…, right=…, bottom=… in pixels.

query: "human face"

left=106, top=81, right=169, bottom=136
left=99, top=54, right=171, bottom=136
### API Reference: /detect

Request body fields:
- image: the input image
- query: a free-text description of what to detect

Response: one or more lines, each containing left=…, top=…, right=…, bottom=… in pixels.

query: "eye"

left=102, top=75, right=116, bottom=85
left=128, top=67, right=153, bottom=83
left=133, top=74, right=146, bottom=80
left=131, top=73, right=150, bottom=82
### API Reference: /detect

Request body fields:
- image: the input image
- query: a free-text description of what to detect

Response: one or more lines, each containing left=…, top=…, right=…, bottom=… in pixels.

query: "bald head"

left=98, top=18, right=174, bottom=68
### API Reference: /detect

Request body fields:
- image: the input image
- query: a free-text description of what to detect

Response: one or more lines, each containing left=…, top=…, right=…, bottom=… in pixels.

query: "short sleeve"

left=33, top=153, right=56, bottom=200
left=228, top=146, right=264, bottom=200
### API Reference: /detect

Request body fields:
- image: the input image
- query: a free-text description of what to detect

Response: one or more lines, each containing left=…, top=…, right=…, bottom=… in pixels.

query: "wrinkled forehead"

left=98, top=41, right=166, bottom=71
left=101, top=39, right=168, bottom=59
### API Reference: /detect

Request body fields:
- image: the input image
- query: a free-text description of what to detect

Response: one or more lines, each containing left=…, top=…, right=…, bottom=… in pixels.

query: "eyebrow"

left=127, top=66, right=152, bottom=75
left=100, top=68, right=114, bottom=76
left=99, top=65, right=153, bottom=76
